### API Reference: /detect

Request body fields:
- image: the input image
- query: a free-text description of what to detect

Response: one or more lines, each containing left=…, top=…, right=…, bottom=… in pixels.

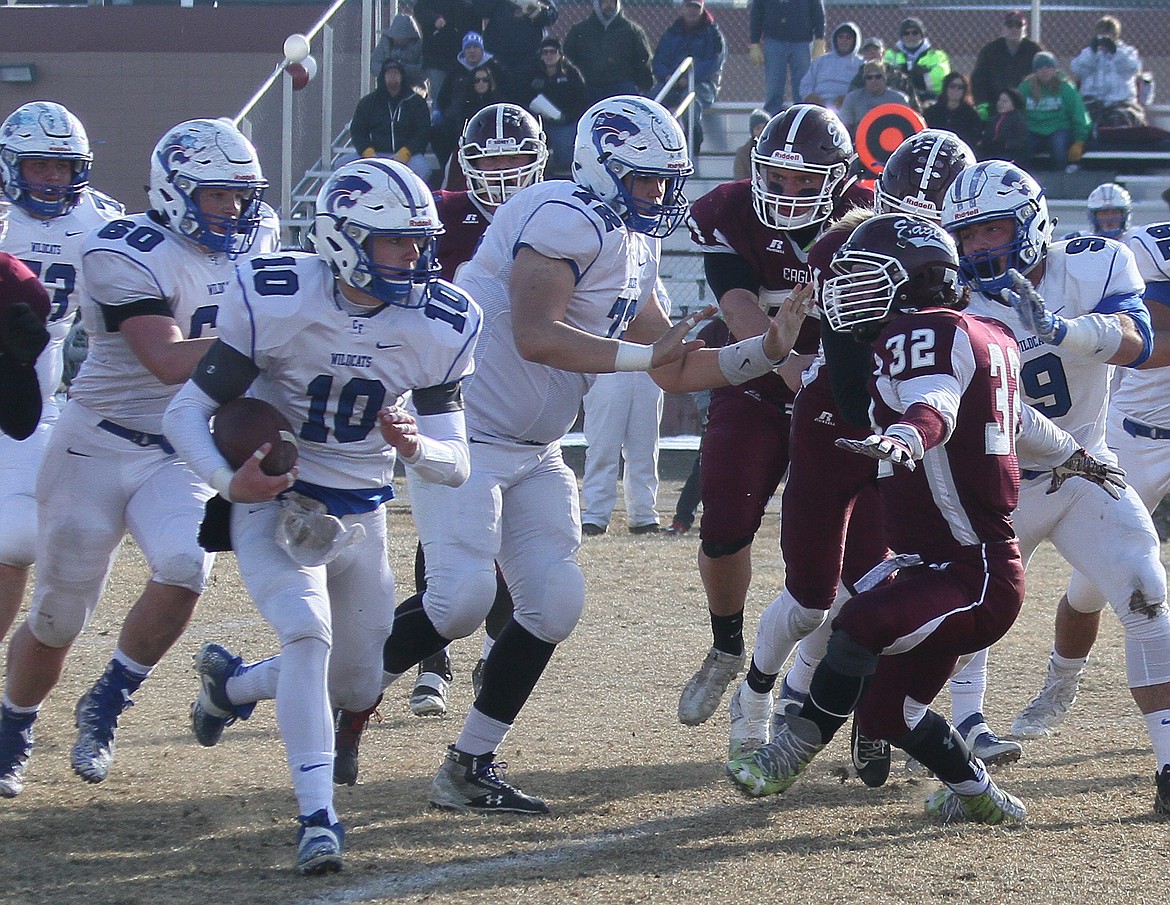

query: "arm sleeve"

left=749, top=0, right=762, bottom=44
left=1017, top=403, right=1080, bottom=469
left=821, top=319, right=875, bottom=430
left=163, top=378, right=236, bottom=488
left=401, top=408, right=470, bottom=486
left=703, top=251, right=758, bottom=300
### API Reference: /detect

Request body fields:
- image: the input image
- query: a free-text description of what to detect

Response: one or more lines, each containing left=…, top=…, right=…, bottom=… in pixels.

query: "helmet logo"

left=485, top=137, right=519, bottom=151
left=593, top=111, right=641, bottom=151
left=161, top=134, right=199, bottom=169
left=408, top=217, right=433, bottom=227
left=325, top=174, right=373, bottom=211
left=769, top=150, right=805, bottom=165
left=893, top=216, right=950, bottom=250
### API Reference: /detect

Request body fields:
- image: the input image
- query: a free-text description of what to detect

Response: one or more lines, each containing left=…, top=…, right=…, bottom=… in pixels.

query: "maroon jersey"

left=434, top=190, right=491, bottom=282
left=869, top=308, right=1022, bottom=561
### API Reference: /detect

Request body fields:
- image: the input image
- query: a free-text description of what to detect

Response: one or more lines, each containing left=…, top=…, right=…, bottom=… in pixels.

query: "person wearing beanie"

left=799, top=21, right=861, bottom=111
left=564, top=0, right=654, bottom=103
left=748, top=0, right=826, bottom=114
left=350, top=58, right=433, bottom=180
left=434, top=33, right=508, bottom=168
left=882, top=15, right=950, bottom=106
left=733, top=107, right=769, bottom=181
left=652, top=0, right=728, bottom=153
left=971, top=10, right=1042, bottom=118
left=1019, top=51, right=1091, bottom=170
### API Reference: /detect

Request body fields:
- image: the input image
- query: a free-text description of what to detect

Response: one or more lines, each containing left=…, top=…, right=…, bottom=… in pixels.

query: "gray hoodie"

left=798, top=22, right=862, bottom=109
left=372, top=13, right=425, bottom=80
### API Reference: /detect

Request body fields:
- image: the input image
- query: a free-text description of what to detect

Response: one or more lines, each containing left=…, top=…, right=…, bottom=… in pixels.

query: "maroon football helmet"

left=750, top=104, right=855, bottom=230
left=457, top=103, right=548, bottom=208
left=822, top=213, right=962, bottom=331
left=874, top=129, right=976, bottom=222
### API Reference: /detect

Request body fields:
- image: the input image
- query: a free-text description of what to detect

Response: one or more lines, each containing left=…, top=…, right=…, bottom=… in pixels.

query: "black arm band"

left=412, top=381, right=464, bottom=416
left=191, top=340, right=260, bottom=404
left=100, top=297, right=174, bottom=331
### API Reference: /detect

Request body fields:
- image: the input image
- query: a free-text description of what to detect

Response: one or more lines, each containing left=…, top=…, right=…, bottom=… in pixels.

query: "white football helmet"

left=1087, top=182, right=1132, bottom=239
left=148, top=119, right=267, bottom=258
left=314, top=158, right=444, bottom=308
left=0, top=101, right=91, bottom=218
left=458, top=103, right=548, bottom=208
left=941, top=159, right=1052, bottom=296
left=572, top=95, right=692, bottom=238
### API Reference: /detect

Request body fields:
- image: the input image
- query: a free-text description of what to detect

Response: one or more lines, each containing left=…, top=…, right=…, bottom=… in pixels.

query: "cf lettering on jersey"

left=207, top=281, right=228, bottom=296
left=330, top=353, right=373, bottom=368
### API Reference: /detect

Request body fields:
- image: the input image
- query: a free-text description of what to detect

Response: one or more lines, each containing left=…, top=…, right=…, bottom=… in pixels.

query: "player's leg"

left=680, top=390, right=787, bottom=726
left=431, top=444, right=578, bottom=814
left=621, top=373, right=663, bottom=533
left=0, top=423, right=51, bottom=642
left=403, top=468, right=453, bottom=717
left=579, top=373, right=625, bottom=534
left=70, top=451, right=214, bottom=784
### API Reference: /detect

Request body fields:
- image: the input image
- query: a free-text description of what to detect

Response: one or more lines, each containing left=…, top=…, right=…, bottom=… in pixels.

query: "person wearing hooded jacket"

left=372, top=12, right=426, bottom=85
left=564, top=0, right=654, bottom=104
left=883, top=17, right=950, bottom=107
left=652, top=0, right=727, bottom=154
left=478, top=0, right=558, bottom=99
left=350, top=59, right=434, bottom=181
left=799, top=21, right=861, bottom=111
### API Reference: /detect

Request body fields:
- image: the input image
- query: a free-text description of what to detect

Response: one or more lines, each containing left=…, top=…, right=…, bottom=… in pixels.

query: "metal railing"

left=654, top=55, right=698, bottom=156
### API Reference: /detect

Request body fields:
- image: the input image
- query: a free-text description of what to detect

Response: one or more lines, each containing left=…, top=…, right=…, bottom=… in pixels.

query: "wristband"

left=717, top=334, right=785, bottom=386
left=614, top=340, right=655, bottom=372
left=210, top=466, right=235, bottom=502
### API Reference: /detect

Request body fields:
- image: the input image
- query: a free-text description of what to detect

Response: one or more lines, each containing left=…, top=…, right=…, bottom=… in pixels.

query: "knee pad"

left=752, top=587, right=828, bottom=676
left=824, top=629, right=879, bottom=678
left=1067, top=571, right=1109, bottom=615
left=425, top=564, right=499, bottom=640
left=513, top=558, right=585, bottom=644
left=152, top=550, right=213, bottom=595
left=701, top=535, right=753, bottom=559
left=27, top=582, right=93, bottom=648
left=1120, top=600, right=1170, bottom=687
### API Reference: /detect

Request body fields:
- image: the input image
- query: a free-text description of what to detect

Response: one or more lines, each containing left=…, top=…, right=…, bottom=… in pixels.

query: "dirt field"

left=2, top=476, right=1170, bottom=905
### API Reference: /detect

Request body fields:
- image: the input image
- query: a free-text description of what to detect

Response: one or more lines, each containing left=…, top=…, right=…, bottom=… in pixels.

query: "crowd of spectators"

left=350, top=2, right=1165, bottom=187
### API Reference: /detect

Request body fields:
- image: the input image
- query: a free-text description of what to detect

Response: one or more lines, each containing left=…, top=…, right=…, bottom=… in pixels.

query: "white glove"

left=834, top=433, right=917, bottom=471
left=852, top=553, right=923, bottom=594
left=1001, top=268, right=1065, bottom=343
left=1048, top=448, right=1127, bottom=500
left=274, top=492, right=367, bottom=567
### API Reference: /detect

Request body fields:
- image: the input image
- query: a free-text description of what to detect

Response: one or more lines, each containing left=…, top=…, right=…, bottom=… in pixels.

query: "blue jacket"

left=749, top=0, right=824, bottom=45
left=652, top=10, right=727, bottom=94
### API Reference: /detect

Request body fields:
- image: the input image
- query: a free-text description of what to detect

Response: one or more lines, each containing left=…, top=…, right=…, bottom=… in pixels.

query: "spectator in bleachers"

left=350, top=59, right=433, bottom=181
left=980, top=86, right=1029, bottom=164
left=564, top=0, right=654, bottom=104
left=521, top=37, right=586, bottom=176
left=839, top=60, right=911, bottom=135
left=415, top=0, right=481, bottom=104
left=478, top=0, right=558, bottom=98
left=748, top=0, right=825, bottom=114
left=798, top=22, right=861, bottom=113
left=1020, top=51, right=1091, bottom=172
left=372, top=11, right=426, bottom=86
left=732, top=108, right=769, bottom=181
left=883, top=17, right=950, bottom=108
left=924, top=72, right=984, bottom=149
left=1070, top=16, right=1144, bottom=127
left=652, top=0, right=727, bottom=155
left=970, top=10, right=1041, bottom=120
left=849, top=35, right=918, bottom=112
left=435, top=35, right=506, bottom=165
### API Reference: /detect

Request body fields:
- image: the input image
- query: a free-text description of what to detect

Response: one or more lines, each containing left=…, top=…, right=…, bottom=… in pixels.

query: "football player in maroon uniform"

left=726, top=214, right=1123, bottom=824
left=677, top=104, right=871, bottom=728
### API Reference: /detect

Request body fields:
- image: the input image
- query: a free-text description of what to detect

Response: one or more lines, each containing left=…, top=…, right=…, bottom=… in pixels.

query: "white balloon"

left=303, top=55, right=318, bottom=81
left=283, top=33, right=310, bottom=64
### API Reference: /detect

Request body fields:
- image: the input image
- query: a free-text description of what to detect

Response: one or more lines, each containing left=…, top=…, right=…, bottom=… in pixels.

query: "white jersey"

left=965, top=237, right=1146, bottom=460
left=222, top=252, right=480, bottom=490
left=456, top=179, right=659, bottom=445
left=72, top=208, right=280, bottom=432
left=3, top=189, right=124, bottom=403
left=1115, top=224, right=1170, bottom=426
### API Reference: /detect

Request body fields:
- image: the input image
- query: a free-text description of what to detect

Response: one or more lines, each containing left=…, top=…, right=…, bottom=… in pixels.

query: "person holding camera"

left=1070, top=16, right=1143, bottom=126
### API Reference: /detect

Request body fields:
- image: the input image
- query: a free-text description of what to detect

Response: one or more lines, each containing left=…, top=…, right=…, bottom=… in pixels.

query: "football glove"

left=1002, top=268, right=1066, bottom=344
left=2, top=303, right=50, bottom=367
left=1048, top=448, right=1127, bottom=500
left=835, top=433, right=917, bottom=471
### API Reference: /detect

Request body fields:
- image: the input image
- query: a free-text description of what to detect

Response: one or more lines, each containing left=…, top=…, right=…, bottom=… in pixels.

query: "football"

left=212, top=397, right=299, bottom=477
left=0, top=252, right=52, bottom=337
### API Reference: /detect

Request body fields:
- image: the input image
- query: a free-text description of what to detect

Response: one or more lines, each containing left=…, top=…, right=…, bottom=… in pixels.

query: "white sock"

left=275, top=637, right=335, bottom=820
left=738, top=683, right=772, bottom=720
left=455, top=707, right=512, bottom=757
left=950, top=648, right=988, bottom=727
left=1144, top=708, right=1170, bottom=772
left=1050, top=651, right=1088, bottom=678
left=112, top=647, right=152, bottom=678
left=227, top=654, right=279, bottom=706
left=1, top=696, right=39, bottom=716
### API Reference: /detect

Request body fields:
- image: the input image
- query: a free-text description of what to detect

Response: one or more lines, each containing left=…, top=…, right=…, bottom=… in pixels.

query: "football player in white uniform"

left=165, top=159, right=480, bottom=874
left=0, top=101, right=124, bottom=643
left=375, top=95, right=807, bottom=815
left=0, top=119, right=278, bottom=798
left=1063, top=182, right=1134, bottom=242
left=1007, top=225, right=1170, bottom=756
left=941, top=162, right=1170, bottom=815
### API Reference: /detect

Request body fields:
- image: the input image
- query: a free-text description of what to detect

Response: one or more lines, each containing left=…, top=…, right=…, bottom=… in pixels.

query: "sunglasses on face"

left=474, top=76, right=491, bottom=84
left=865, top=73, right=885, bottom=81
left=902, top=29, right=921, bottom=36
left=540, top=48, right=559, bottom=54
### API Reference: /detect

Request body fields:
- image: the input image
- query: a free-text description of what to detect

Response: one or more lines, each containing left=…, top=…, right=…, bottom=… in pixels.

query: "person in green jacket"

left=1019, top=51, right=1091, bottom=171
left=882, top=17, right=949, bottom=107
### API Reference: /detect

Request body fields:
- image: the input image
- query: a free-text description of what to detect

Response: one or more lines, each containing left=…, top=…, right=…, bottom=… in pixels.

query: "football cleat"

left=190, top=643, right=255, bottom=747
left=296, top=809, right=345, bottom=874
left=71, top=661, right=137, bottom=783
left=664, top=520, right=690, bottom=536
left=1155, top=765, right=1170, bottom=817
left=429, top=745, right=550, bottom=814
left=728, top=683, right=772, bottom=762
left=411, top=649, right=453, bottom=717
left=1011, top=673, right=1080, bottom=739
left=0, top=707, right=36, bottom=798
left=333, top=695, right=382, bottom=787
left=678, top=647, right=746, bottom=726
left=727, top=713, right=824, bottom=797
left=851, top=720, right=892, bottom=788
left=957, top=712, right=1022, bottom=766
left=924, top=780, right=1027, bottom=825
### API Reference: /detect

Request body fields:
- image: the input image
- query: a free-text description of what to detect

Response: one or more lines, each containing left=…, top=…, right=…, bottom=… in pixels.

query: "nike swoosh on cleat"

left=299, top=762, right=330, bottom=772
left=66, top=447, right=92, bottom=457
